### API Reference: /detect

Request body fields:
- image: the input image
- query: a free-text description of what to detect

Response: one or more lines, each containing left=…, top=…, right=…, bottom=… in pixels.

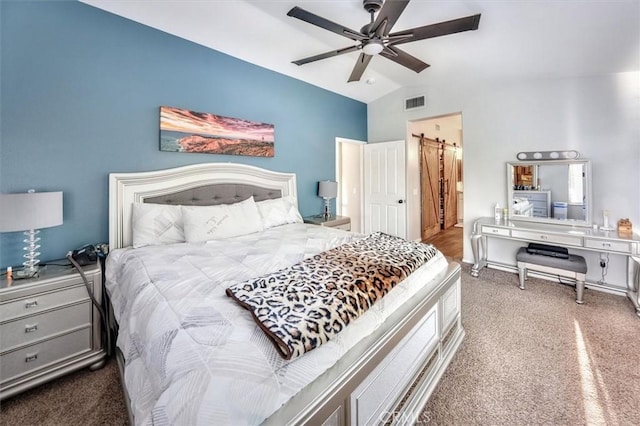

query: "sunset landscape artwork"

left=160, top=106, right=274, bottom=157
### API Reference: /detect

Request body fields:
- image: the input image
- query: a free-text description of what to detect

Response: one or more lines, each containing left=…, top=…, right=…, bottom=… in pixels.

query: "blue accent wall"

left=0, top=1, right=367, bottom=268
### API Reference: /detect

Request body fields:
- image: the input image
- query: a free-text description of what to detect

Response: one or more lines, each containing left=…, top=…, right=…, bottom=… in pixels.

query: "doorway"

left=409, top=114, right=463, bottom=260
left=335, top=138, right=365, bottom=233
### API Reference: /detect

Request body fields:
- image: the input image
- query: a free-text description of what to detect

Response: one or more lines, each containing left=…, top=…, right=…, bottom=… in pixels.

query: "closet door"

left=442, top=145, right=459, bottom=229
left=420, top=140, right=440, bottom=240
left=364, top=140, right=407, bottom=238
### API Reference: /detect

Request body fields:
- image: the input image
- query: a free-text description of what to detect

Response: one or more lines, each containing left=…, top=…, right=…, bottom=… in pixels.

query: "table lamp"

left=0, top=190, right=63, bottom=278
left=318, top=180, right=337, bottom=220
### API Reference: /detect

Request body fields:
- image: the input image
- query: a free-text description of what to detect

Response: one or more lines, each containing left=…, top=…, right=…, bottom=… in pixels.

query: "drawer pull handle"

left=25, top=300, right=38, bottom=309
left=25, top=353, right=38, bottom=363
left=603, top=243, right=611, bottom=248
left=540, top=235, right=548, bottom=240
left=492, top=229, right=499, bottom=233
left=25, top=324, right=38, bottom=333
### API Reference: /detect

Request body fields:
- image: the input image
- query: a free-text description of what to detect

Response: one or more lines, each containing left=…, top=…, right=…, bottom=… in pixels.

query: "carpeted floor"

left=1, top=264, right=639, bottom=425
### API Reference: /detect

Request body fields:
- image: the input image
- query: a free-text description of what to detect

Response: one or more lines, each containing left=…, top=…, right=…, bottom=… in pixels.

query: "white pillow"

left=182, top=196, right=264, bottom=243
left=256, top=196, right=303, bottom=229
left=132, top=203, right=184, bottom=248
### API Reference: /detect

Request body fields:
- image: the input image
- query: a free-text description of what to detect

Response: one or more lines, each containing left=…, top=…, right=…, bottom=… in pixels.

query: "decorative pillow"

left=256, top=196, right=303, bottom=229
left=182, top=197, right=264, bottom=243
left=132, top=203, right=184, bottom=248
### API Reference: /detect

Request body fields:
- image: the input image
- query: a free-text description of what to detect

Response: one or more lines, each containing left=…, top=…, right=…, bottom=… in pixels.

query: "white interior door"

left=364, top=140, right=407, bottom=238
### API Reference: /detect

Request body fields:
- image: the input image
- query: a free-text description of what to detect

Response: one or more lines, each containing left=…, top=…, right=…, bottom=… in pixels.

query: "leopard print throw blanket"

left=226, top=232, right=439, bottom=360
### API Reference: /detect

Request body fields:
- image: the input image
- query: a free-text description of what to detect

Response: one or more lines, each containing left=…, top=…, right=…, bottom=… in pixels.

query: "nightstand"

left=303, top=215, right=351, bottom=231
left=0, top=261, right=106, bottom=400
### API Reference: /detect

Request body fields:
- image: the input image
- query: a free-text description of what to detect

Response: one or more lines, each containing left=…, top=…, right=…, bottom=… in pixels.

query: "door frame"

left=335, top=137, right=365, bottom=233
left=406, top=112, right=464, bottom=240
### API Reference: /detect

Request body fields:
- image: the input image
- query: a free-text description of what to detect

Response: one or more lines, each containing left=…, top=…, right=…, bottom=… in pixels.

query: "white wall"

left=368, top=72, right=640, bottom=289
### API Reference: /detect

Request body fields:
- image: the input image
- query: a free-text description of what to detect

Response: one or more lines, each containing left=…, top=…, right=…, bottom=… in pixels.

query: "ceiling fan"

left=287, top=0, right=481, bottom=82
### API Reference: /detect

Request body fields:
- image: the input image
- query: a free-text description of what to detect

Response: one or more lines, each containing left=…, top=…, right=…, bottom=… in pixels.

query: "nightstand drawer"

left=0, top=328, right=92, bottom=385
left=584, top=238, right=634, bottom=254
left=0, top=302, right=91, bottom=351
left=303, top=215, right=350, bottom=229
left=0, top=285, right=89, bottom=323
left=333, top=223, right=351, bottom=231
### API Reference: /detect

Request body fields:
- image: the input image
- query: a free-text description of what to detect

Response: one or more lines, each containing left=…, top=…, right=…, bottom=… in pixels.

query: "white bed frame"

left=108, top=162, right=464, bottom=425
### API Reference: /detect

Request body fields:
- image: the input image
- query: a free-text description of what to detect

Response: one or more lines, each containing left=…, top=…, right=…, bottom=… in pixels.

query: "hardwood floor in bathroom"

left=423, top=226, right=463, bottom=261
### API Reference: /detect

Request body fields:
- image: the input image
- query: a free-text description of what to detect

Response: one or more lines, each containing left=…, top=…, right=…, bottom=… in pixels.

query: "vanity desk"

left=470, top=217, right=640, bottom=316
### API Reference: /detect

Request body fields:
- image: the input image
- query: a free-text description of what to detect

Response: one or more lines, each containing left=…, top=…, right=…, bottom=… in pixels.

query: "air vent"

left=404, top=95, right=425, bottom=111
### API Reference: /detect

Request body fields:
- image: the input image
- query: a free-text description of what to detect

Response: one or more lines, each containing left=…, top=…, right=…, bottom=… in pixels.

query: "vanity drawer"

left=584, top=238, right=634, bottom=254
left=0, top=327, right=92, bottom=385
left=511, top=229, right=582, bottom=247
left=0, top=286, right=89, bottom=323
left=0, top=302, right=91, bottom=351
left=481, top=226, right=510, bottom=237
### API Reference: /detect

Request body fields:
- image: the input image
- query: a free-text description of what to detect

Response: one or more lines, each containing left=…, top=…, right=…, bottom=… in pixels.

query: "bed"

left=106, top=162, right=463, bottom=425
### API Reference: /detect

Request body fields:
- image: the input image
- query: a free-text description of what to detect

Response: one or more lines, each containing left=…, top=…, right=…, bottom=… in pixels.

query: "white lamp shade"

left=318, top=181, right=338, bottom=199
left=0, top=191, right=63, bottom=232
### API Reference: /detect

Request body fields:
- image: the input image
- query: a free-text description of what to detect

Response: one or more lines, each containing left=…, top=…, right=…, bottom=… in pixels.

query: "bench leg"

left=518, top=267, right=527, bottom=290
left=576, top=280, right=585, bottom=304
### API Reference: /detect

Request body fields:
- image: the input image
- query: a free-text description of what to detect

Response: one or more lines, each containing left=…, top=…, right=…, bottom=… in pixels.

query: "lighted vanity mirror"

left=507, top=159, right=592, bottom=226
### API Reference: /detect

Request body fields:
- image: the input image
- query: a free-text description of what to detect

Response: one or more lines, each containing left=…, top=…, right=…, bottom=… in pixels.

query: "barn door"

left=420, top=140, right=440, bottom=240
left=442, top=145, right=459, bottom=229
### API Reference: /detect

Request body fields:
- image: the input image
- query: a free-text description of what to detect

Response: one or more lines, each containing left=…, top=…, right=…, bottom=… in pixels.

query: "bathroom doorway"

left=409, top=113, right=463, bottom=260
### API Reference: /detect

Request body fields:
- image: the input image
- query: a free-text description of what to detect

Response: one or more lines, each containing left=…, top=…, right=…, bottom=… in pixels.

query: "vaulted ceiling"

left=81, top=0, right=640, bottom=103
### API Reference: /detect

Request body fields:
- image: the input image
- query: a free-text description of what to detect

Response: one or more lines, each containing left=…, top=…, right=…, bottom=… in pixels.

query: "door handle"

left=398, top=200, right=405, bottom=204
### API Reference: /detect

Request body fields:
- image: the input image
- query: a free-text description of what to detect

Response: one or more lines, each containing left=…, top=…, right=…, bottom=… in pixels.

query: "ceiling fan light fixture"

left=362, top=39, right=384, bottom=55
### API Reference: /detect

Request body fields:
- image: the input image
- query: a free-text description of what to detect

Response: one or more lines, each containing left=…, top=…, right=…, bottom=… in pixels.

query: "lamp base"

left=14, top=267, right=40, bottom=279
left=323, top=198, right=331, bottom=220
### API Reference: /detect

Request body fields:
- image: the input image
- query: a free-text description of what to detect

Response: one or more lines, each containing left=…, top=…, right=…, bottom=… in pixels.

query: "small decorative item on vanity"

left=0, top=189, right=63, bottom=278
left=618, top=218, right=632, bottom=235
left=318, top=180, right=338, bottom=220
left=601, top=209, right=615, bottom=231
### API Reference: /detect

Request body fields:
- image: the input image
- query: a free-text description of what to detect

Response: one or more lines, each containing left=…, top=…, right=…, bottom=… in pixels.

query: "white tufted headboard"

left=108, top=163, right=298, bottom=249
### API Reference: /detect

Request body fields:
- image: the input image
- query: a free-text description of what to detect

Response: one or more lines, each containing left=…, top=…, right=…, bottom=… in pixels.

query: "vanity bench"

left=516, top=247, right=587, bottom=304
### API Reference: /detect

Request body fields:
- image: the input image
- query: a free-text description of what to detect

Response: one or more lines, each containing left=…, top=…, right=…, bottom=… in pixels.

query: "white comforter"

left=105, top=223, right=448, bottom=425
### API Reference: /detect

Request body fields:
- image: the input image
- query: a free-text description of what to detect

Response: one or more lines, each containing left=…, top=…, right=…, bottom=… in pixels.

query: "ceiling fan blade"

left=348, top=53, right=373, bottom=82
left=389, top=14, right=481, bottom=45
left=372, top=0, right=410, bottom=36
left=287, top=6, right=367, bottom=41
left=292, top=45, right=360, bottom=66
left=380, top=46, right=430, bottom=73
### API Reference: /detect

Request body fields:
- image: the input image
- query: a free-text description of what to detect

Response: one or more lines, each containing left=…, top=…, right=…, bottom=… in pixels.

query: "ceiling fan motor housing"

left=363, top=0, right=383, bottom=14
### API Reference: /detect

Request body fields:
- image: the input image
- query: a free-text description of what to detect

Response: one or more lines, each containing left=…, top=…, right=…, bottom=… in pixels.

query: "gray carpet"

left=1, top=264, right=639, bottom=425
